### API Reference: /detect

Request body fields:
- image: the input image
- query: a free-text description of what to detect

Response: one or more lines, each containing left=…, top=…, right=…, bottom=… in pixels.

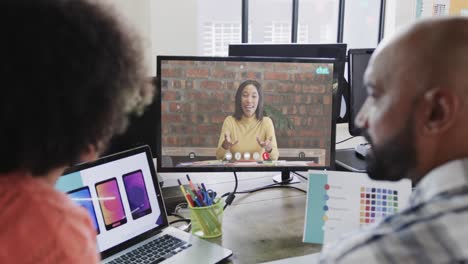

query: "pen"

left=177, top=179, right=187, bottom=196
left=207, top=191, right=213, bottom=205
left=187, top=189, right=202, bottom=207
left=201, top=183, right=208, bottom=192
left=195, top=189, right=206, bottom=206
left=185, top=193, right=195, bottom=207
left=200, top=183, right=211, bottom=205
left=186, top=174, right=197, bottom=193
left=193, top=195, right=202, bottom=207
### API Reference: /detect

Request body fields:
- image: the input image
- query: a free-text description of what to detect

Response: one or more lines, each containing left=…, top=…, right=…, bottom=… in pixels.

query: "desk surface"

left=162, top=123, right=364, bottom=263
left=168, top=173, right=322, bottom=264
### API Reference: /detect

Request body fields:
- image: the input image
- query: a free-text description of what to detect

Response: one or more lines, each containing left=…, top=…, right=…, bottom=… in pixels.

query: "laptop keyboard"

left=107, top=234, right=192, bottom=264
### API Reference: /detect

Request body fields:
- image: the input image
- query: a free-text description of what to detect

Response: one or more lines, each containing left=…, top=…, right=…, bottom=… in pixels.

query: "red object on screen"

left=262, top=152, right=270, bottom=161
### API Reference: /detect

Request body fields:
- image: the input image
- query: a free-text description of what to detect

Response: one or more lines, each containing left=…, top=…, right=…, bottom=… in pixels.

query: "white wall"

left=98, top=0, right=152, bottom=75
left=150, top=0, right=198, bottom=74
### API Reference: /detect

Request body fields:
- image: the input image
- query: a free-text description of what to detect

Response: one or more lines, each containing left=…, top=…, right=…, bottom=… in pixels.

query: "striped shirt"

left=319, top=158, right=468, bottom=263
left=0, top=172, right=99, bottom=264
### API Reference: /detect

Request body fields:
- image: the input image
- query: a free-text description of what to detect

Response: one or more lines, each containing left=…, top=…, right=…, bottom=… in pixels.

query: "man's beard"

left=362, top=117, right=417, bottom=182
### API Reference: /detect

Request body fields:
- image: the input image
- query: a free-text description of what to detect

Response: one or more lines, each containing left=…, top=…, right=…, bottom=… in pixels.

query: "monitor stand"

left=272, top=171, right=301, bottom=184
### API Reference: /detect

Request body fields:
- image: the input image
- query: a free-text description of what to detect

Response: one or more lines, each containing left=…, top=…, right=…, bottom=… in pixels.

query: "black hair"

left=233, top=80, right=264, bottom=121
left=0, top=0, right=153, bottom=176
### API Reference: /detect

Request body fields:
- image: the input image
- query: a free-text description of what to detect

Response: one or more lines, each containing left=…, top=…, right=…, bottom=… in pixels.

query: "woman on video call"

left=216, top=80, right=279, bottom=161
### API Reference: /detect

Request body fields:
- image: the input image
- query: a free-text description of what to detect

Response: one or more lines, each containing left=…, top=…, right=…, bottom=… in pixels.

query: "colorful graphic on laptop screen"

left=67, top=186, right=100, bottom=234
left=55, top=151, right=163, bottom=252
left=122, top=170, right=152, bottom=220
left=95, top=178, right=128, bottom=230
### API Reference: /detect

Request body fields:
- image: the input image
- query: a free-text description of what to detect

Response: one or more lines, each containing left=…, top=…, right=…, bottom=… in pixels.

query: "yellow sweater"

left=216, top=115, right=279, bottom=160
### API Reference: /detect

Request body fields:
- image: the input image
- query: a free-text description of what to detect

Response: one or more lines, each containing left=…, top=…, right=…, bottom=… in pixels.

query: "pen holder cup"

left=190, top=198, right=224, bottom=238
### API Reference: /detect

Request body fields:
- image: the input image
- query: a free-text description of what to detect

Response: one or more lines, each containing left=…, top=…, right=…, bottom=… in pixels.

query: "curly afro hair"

left=0, top=0, right=154, bottom=175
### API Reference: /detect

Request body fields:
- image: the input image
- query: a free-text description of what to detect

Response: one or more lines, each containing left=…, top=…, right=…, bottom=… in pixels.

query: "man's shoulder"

left=321, top=196, right=468, bottom=263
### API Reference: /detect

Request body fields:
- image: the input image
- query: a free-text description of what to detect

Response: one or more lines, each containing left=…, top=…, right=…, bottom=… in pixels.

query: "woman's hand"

left=222, top=131, right=238, bottom=150
left=256, top=136, right=273, bottom=153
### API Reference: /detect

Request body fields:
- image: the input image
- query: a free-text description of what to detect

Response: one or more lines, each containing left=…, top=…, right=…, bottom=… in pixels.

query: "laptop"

left=56, top=145, right=232, bottom=263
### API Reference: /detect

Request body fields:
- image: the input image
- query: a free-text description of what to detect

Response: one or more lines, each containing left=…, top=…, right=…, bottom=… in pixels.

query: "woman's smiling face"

left=241, top=84, right=259, bottom=118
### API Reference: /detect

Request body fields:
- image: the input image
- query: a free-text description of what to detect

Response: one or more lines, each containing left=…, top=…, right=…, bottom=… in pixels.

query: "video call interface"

left=160, top=58, right=335, bottom=168
left=56, top=152, right=163, bottom=252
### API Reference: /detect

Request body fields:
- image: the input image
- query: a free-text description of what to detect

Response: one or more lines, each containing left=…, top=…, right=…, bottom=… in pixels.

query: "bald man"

left=319, top=17, right=468, bottom=263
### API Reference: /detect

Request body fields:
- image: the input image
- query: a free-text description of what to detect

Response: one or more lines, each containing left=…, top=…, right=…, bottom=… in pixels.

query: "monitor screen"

left=157, top=56, right=339, bottom=173
left=348, top=49, right=374, bottom=136
left=228, top=43, right=348, bottom=123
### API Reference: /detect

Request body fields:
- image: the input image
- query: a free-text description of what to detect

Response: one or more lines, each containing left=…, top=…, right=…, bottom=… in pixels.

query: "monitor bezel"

left=347, top=48, right=374, bottom=136
left=156, top=55, right=340, bottom=174
left=228, top=43, right=347, bottom=61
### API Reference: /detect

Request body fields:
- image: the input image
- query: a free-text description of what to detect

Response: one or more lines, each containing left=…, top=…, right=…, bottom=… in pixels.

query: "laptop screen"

left=56, top=147, right=165, bottom=253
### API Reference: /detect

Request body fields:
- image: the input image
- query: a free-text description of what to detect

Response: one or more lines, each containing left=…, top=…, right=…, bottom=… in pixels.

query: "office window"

left=203, top=22, right=242, bottom=56
left=151, top=0, right=241, bottom=60
left=197, top=0, right=242, bottom=56
left=298, top=24, right=310, bottom=43
left=249, top=0, right=293, bottom=43
left=343, top=0, right=381, bottom=49
left=263, top=22, right=309, bottom=43
left=385, top=0, right=468, bottom=41
left=265, top=22, right=290, bottom=43
left=298, top=0, right=339, bottom=43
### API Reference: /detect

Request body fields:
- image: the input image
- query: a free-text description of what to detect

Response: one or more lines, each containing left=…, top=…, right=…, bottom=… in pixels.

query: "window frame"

left=241, top=0, right=386, bottom=45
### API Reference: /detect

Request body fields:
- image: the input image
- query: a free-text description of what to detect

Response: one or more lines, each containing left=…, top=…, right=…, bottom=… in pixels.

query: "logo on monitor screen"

left=316, top=67, right=330, bottom=75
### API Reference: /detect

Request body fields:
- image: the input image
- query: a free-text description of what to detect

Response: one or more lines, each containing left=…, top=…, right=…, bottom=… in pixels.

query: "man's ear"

left=80, top=144, right=99, bottom=163
left=420, top=88, right=459, bottom=135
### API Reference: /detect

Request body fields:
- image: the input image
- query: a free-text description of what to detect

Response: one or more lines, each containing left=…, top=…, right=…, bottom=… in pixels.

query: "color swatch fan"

left=303, top=170, right=411, bottom=245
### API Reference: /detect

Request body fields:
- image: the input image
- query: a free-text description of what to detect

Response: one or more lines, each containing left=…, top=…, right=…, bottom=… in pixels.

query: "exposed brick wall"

left=161, top=60, right=333, bottom=164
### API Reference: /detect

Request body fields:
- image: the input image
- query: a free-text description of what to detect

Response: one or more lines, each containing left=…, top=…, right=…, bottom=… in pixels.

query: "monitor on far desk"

left=335, top=48, right=374, bottom=172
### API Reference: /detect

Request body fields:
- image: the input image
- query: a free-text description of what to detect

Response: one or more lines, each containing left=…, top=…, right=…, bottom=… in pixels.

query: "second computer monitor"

left=229, top=43, right=347, bottom=61
left=348, top=49, right=374, bottom=136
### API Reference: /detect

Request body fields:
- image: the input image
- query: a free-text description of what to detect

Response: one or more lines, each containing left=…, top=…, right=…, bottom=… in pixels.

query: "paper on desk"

left=303, top=170, right=411, bottom=245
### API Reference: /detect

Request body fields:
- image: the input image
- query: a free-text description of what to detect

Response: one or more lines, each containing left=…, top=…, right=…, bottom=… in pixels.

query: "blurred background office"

left=106, top=0, right=465, bottom=76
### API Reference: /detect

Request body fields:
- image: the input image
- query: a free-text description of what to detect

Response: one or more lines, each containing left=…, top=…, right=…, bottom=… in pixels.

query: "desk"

left=335, top=123, right=366, bottom=150
left=335, top=124, right=367, bottom=172
left=161, top=123, right=364, bottom=263
left=167, top=173, right=322, bottom=264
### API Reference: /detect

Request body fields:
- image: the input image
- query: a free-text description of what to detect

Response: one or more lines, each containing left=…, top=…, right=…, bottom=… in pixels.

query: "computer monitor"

left=156, top=55, right=342, bottom=182
left=103, top=77, right=158, bottom=156
left=348, top=49, right=374, bottom=136
left=228, top=43, right=347, bottom=60
left=228, top=43, right=348, bottom=123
